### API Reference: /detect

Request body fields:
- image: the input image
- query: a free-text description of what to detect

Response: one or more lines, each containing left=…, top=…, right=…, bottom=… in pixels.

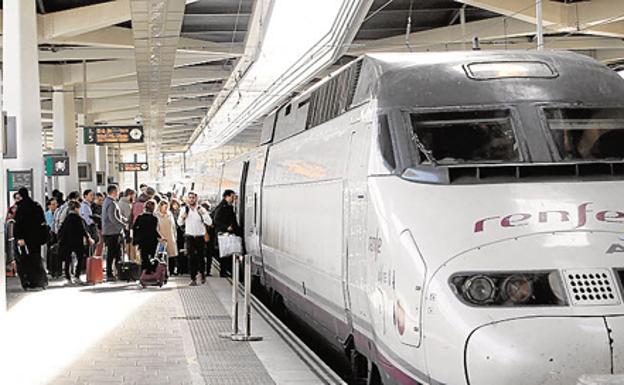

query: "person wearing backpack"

left=177, top=192, right=212, bottom=286
left=13, top=187, right=49, bottom=289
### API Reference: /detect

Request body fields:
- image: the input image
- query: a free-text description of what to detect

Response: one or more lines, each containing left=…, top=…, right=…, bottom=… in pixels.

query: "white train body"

left=209, top=52, right=624, bottom=385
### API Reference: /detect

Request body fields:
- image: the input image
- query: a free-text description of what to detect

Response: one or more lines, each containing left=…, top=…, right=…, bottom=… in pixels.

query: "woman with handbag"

left=155, top=200, right=178, bottom=276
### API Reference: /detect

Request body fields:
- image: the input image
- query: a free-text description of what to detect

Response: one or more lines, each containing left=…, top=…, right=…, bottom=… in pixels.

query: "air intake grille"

left=563, top=269, right=620, bottom=306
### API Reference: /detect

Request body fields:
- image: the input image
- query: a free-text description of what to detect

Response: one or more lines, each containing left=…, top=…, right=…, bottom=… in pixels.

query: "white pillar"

left=77, top=115, right=97, bottom=192
left=0, top=70, right=7, bottom=316
left=2, top=0, right=44, bottom=203
left=52, top=87, right=79, bottom=193
left=95, top=145, right=108, bottom=192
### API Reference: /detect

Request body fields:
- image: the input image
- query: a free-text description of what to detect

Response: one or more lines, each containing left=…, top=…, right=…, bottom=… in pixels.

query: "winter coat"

left=131, top=193, right=149, bottom=225
left=132, top=213, right=159, bottom=250
left=118, top=197, right=133, bottom=227
left=102, top=196, right=124, bottom=236
left=14, top=197, right=46, bottom=247
left=213, top=200, right=238, bottom=234
left=58, top=212, right=89, bottom=250
left=155, top=211, right=177, bottom=256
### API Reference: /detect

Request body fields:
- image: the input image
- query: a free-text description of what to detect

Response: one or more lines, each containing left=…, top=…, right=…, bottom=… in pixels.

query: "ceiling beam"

left=456, top=0, right=624, bottom=37
left=39, top=0, right=131, bottom=42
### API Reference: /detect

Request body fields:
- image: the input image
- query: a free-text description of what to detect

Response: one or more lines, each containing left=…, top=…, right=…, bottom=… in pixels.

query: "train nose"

left=465, top=317, right=613, bottom=385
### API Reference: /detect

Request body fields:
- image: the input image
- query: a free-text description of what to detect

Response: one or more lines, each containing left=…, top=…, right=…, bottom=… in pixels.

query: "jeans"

left=104, top=234, right=122, bottom=279
left=185, top=236, right=205, bottom=281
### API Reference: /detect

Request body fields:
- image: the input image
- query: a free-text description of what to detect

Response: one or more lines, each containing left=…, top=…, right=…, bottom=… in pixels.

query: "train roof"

left=352, top=50, right=624, bottom=108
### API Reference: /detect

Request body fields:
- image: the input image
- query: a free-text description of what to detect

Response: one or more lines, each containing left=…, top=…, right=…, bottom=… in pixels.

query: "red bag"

left=86, top=256, right=104, bottom=284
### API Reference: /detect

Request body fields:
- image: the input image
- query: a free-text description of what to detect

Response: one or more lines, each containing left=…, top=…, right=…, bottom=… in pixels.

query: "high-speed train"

left=202, top=51, right=624, bottom=385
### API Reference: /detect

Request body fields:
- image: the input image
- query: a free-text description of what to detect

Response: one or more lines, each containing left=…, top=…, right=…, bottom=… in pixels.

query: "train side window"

left=378, top=115, right=396, bottom=170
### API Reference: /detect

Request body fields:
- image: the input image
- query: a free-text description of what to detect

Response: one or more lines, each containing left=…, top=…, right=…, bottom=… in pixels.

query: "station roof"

left=2, top=0, right=624, bottom=167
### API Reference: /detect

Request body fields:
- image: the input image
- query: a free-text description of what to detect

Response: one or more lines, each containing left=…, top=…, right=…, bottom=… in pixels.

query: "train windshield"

left=410, top=109, right=519, bottom=164
left=544, top=107, right=624, bottom=161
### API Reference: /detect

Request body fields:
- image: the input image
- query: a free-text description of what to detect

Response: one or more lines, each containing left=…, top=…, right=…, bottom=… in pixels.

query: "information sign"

left=45, top=156, right=70, bottom=176
left=119, top=162, right=149, bottom=172
left=83, top=126, right=144, bottom=144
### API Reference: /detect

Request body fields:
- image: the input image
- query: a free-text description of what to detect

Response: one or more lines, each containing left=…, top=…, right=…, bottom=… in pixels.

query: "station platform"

left=2, top=274, right=335, bottom=385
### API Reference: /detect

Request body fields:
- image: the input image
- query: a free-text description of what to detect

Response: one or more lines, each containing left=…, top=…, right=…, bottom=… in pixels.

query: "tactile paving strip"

left=178, top=286, right=276, bottom=385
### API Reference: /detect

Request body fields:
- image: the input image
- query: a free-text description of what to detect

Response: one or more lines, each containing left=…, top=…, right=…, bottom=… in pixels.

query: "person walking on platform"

left=6, top=192, right=21, bottom=222
left=80, top=190, right=98, bottom=244
left=13, top=187, right=48, bottom=290
left=213, top=190, right=240, bottom=277
left=170, top=198, right=188, bottom=275
left=119, top=188, right=136, bottom=262
left=58, top=201, right=93, bottom=285
left=133, top=200, right=160, bottom=274
left=177, top=192, right=212, bottom=286
left=214, top=190, right=239, bottom=234
left=131, top=187, right=151, bottom=226
left=156, top=200, right=178, bottom=276
left=118, top=189, right=135, bottom=227
left=102, top=185, right=125, bottom=281
left=45, top=198, right=60, bottom=277
left=53, top=191, right=79, bottom=235
left=45, top=198, right=58, bottom=229
left=200, top=201, right=214, bottom=277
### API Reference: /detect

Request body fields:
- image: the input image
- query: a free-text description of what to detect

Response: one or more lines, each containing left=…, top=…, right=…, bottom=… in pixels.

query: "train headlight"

left=501, top=275, right=533, bottom=304
left=450, top=271, right=567, bottom=306
left=463, top=275, right=497, bottom=304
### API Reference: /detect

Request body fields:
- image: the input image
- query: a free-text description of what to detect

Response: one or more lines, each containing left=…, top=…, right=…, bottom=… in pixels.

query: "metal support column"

left=220, top=254, right=241, bottom=338
left=536, top=0, right=544, bottom=50
left=460, top=5, right=467, bottom=50
left=133, top=153, right=139, bottom=192
left=221, top=254, right=262, bottom=342
left=232, top=254, right=263, bottom=342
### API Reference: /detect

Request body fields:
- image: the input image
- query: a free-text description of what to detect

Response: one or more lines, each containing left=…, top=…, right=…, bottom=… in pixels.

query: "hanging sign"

left=7, top=170, right=33, bottom=192
left=119, top=162, right=149, bottom=172
left=45, top=156, right=70, bottom=176
left=83, top=125, right=144, bottom=144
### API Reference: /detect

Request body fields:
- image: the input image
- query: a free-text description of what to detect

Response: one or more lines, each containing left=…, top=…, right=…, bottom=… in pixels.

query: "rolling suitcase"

left=47, top=243, right=62, bottom=278
left=139, top=242, right=168, bottom=288
left=86, top=245, right=103, bottom=284
left=117, top=260, right=141, bottom=282
left=16, top=245, right=48, bottom=290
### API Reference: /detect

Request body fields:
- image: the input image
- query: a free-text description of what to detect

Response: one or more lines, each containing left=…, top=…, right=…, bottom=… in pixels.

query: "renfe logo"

left=474, top=202, right=624, bottom=233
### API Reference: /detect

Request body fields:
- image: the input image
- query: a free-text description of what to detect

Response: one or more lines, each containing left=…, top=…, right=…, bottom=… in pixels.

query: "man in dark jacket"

left=132, top=200, right=160, bottom=273
left=213, top=190, right=239, bottom=234
left=58, top=201, right=93, bottom=284
left=14, top=187, right=48, bottom=289
left=213, top=190, right=239, bottom=277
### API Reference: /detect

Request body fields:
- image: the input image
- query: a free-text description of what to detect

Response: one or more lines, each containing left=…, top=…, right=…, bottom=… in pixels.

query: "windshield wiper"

left=411, top=132, right=438, bottom=166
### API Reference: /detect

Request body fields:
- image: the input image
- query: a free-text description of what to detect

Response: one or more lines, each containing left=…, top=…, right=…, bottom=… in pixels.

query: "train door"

left=243, top=148, right=268, bottom=273
left=238, top=161, right=250, bottom=239
left=345, top=122, right=372, bottom=332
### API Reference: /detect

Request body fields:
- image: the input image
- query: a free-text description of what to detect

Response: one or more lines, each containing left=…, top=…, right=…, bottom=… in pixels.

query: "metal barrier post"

left=232, top=254, right=263, bottom=342
left=220, top=253, right=241, bottom=338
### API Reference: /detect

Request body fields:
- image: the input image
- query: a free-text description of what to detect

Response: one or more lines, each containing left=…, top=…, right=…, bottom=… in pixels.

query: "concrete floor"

left=2, top=275, right=325, bottom=385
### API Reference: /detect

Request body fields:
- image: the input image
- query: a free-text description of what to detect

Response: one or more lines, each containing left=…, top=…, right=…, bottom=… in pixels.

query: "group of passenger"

left=5, top=183, right=241, bottom=288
